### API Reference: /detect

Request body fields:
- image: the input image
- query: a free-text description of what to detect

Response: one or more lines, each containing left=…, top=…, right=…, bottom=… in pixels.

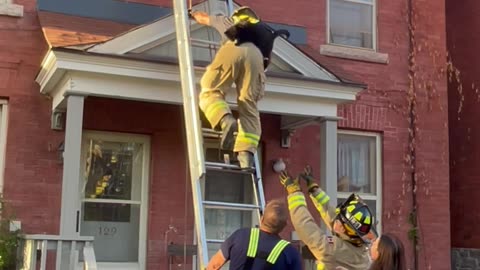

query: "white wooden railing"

left=16, top=234, right=97, bottom=270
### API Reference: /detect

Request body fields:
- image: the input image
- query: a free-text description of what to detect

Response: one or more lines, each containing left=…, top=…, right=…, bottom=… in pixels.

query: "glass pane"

left=139, top=27, right=222, bottom=63
left=330, top=0, right=373, bottom=48
left=82, top=139, right=143, bottom=201
left=204, top=170, right=254, bottom=204
left=205, top=209, right=259, bottom=240
left=81, top=203, right=140, bottom=262
left=337, top=134, right=377, bottom=194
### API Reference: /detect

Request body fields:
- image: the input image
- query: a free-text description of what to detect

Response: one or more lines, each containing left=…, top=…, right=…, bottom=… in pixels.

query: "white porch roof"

left=35, top=0, right=365, bottom=119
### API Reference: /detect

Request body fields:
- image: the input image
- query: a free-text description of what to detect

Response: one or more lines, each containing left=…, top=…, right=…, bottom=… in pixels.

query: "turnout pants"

left=199, top=41, right=265, bottom=154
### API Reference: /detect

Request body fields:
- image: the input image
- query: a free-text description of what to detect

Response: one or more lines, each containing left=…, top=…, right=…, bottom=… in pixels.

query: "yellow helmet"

left=335, top=194, right=373, bottom=244
left=231, top=6, right=260, bottom=25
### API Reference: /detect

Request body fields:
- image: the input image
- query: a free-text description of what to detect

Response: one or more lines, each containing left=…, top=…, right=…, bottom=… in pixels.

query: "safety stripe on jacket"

left=288, top=193, right=307, bottom=210
left=313, top=191, right=330, bottom=206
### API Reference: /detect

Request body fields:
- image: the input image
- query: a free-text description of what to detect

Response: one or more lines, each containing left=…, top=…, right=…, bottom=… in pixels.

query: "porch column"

left=319, top=117, right=339, bottom=207
left=60, top=94, right=84, bottom=237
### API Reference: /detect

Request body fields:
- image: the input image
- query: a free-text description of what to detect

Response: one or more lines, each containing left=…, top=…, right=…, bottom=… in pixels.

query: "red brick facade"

left=0, top=0, right=451, bottom=270
left=447, top=0, right=480, bottom=249
left=0, top=2, right=63, bottom=235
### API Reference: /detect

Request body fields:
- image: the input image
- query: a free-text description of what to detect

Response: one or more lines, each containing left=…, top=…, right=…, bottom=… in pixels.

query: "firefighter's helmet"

left=231, top=6, right=260, bottom=25
left=335, top=193, right=373, bottom=245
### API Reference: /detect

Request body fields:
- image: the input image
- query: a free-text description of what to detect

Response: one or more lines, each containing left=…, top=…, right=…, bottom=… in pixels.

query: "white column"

left=60, top=95, right=84, bottom=237
left=319, top=117, right=339, bottom=207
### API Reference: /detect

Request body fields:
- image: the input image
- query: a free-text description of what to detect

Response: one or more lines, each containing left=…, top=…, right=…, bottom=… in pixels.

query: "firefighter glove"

left=300, top=165, right=319, bottom=193
left=279, top=170, right=301, bottom=194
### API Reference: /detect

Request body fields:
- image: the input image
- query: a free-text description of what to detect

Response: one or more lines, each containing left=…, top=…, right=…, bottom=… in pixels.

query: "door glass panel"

left=81, top=203, right=140, bottom=262
left=80, top=137, right=145, bottom=262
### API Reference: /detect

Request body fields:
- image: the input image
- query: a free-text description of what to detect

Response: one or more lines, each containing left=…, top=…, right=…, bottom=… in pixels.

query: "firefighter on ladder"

left=190, top=7, right=289, bottom=168
left=279, top=165, right=375, bottom=270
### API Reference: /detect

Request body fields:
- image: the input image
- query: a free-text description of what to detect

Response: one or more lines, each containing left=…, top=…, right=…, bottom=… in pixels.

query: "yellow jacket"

left=288, top=190, right=370, bottom=270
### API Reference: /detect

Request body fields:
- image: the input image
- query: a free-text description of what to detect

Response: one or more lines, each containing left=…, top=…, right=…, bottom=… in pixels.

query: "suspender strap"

left=245, top=228, right=290, bottom=270
left=247, top=228, right=260, bottom=258
left=266, top=240, right=290, bottom=264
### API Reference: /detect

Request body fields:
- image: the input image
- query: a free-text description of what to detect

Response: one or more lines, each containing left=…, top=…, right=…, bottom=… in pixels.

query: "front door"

left=79, top=131, right=150, bottom=269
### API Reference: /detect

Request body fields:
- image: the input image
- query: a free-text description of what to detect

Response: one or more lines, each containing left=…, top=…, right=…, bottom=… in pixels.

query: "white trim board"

left=0, top=102, right=8, bottom=193
left=37, top=50, right=362, bottom=117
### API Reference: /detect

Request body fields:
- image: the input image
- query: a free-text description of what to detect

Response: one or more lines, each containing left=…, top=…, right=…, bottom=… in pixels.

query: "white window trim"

left=337, top=129, right=382, bottom=233
left=0, top=100, right=8, bottom=194
left=326, top=0, right=378, bottom=51
left=0, top=0, right=23, bottom=17
left=79, top=130, right=151, bottom=270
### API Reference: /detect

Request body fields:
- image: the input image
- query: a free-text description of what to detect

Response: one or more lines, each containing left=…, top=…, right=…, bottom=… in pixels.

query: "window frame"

left=0, top=100, right=7, bottom=193
left=326, top=0, right=378, bottom=51
left=337, top=129, right=382, bottom=232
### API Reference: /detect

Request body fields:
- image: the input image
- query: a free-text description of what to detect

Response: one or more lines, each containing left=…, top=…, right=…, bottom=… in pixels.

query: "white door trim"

left=80, top=130, right=151, bottom=270
left=0, top=101, right=8, bottom=193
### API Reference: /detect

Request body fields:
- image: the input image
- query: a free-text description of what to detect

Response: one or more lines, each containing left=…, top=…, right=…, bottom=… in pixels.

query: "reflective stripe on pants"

left=199, top=42, right=264, bottom=151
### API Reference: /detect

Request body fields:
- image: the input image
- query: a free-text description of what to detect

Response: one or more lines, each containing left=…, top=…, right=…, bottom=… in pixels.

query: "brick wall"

left=0, top=0, right=451, bottom=270
left=447, top=0, right=480, bottom=249
left=0, top=1, right=63, bottom=234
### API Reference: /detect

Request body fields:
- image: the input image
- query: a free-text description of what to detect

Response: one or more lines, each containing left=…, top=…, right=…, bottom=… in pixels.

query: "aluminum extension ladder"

left=172, top=0, right=267, bottom=269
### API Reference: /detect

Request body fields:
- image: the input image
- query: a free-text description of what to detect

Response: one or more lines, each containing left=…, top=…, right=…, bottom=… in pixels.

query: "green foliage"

left=0, top=197, right=22, bottom=269
left=407, top=211, right=418, bottom=243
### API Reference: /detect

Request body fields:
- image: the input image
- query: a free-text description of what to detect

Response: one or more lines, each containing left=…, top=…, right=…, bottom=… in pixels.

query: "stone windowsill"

left=320, top=44, right=389, bottom=64
left=0, top=3, right=23, bottom=17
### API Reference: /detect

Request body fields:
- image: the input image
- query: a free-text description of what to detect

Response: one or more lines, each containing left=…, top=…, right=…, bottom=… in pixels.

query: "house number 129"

left=99, top=226, right=117, bottom=236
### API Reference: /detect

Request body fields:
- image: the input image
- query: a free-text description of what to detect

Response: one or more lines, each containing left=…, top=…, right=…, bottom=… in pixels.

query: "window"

left=202, top=144, right=261, bottom=265
left=337, top=130, right=382, bottom=231
left=328, top=0, right=376, bottom=49
left=0, top=101, right=7, bottom=192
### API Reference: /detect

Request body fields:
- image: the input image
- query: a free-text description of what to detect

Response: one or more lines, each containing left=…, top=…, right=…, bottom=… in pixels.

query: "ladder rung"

left=205, top=162, right=256, bottom=174
left=202, top=128, right=222, bottom=138
left=190, top=38, right=221, bottom=47
left=206, top=239, right=224, bottom=244
left=202, top=128, right=239, bottom=139
left=203, top=201, right=260, bottom=211
left=205, top=161, right=240, bottom=169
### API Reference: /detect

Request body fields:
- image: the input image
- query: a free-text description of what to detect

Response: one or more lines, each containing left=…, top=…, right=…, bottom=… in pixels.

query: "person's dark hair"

left=261, top=198, right=288, bottom=234
left=370, top=234, right=406, bottom=270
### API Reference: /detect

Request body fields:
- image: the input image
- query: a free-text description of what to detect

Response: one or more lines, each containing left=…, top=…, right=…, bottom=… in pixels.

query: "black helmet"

left=335, top=193, right=373, bottom=245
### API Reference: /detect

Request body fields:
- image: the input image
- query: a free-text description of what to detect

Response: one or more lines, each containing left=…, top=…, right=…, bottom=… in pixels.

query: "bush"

left=0, top=198, right=22, bottom=269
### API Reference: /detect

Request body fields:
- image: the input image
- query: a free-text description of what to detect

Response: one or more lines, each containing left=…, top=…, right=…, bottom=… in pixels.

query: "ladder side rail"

left=172, top=0, right=209, bottom=268
left=253, top=153, right=266, bottom=214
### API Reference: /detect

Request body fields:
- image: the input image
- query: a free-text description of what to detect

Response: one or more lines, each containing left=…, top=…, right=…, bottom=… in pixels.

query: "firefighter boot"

left=237, top=151, right=254, bottom=169
left=219, top=114, right=238, bottom=150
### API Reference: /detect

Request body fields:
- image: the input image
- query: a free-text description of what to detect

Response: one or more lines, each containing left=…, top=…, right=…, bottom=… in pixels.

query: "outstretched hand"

left=279, top=170, right=301, bottom=194
left=300, top=165, right=319, bottom=192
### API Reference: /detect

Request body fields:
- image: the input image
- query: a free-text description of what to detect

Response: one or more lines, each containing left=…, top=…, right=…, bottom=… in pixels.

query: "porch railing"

left=16, top=234, right=97, bottom=270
